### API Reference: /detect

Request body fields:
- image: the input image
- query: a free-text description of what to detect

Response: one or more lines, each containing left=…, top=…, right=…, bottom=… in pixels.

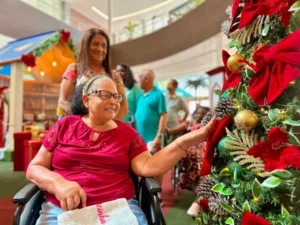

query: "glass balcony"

left=20, top=0, right=206, bottom=43
left=114, top=0, right=206, bottom=43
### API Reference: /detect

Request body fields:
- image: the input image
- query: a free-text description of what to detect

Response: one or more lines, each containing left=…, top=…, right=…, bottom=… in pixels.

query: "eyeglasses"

left=88, top=90, right=123, bottom=103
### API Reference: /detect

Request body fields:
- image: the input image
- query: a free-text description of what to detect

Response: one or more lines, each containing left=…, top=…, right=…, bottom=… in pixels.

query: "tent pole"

left=7, top=62, right=23, bottom=153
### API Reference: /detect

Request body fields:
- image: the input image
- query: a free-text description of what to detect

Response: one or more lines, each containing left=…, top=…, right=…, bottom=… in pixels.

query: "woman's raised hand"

left=180, top=117, right=216, bottom=149
left=112, top=70, right=124, bottom=84
left=53, top=178, right=87, bottom=211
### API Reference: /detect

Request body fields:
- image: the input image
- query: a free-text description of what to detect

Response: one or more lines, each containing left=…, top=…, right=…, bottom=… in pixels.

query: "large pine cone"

left=196, top=176, right=218, bottom=199
left=200, top=97, right=235, bottom=127
left=208, top=195, right=230, bottom=216
left=214, top=97, right=235, bottom=120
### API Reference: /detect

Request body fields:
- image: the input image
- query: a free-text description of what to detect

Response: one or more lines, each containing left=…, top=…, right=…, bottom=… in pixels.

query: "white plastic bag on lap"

left=58, top=198, right=138, bottom=225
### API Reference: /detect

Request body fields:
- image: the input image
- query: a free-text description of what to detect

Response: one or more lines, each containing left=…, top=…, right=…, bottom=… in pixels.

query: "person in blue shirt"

left=135, top=69, right=167, bottom=199
left=116, top=64, right=143, bottom=123
left=135, top=69, right=167, bottom=147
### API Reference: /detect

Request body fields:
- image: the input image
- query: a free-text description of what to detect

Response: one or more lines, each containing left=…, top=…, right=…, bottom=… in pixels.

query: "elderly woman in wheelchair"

left=25, top=75, right=216, bottom=225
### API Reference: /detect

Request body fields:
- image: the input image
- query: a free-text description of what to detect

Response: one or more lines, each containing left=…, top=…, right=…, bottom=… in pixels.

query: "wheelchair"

left=171, top=162, right=181, bottom=200
left=162, top=132, right=180, bottom=200
left=12, top=172, right=166, bottom=225
left=12, top=116, right=166, bottom=225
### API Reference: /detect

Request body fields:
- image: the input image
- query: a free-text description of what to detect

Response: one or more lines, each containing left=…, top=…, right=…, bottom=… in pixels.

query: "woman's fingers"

left=195, top=116, right=216, bottom=142
left=60, top=200, right=67, bottom=211
left=67, top=197, right=75, bottom=211
left=181, top=116, right=217, bottom=147
left=61, top=192, right=84, bottom=211
left=73, top=195, right=81, bottom=209
left=202, top=116, right=216, bottom=134
left=79, top=189, right=87, bottom=208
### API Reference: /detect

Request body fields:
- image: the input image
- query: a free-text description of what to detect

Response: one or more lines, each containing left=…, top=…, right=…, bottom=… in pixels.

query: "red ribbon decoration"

left=221, top=51, right=242, bottom=93
left=61, top=29, right=71, bottom=43
left=230, top=0, right=296, bottom=31
left=229, top=0, right=243, bottom=34
left=21, top=54, right=36, bottom=67
left=200, top=116, right=232, bottom=176
left=239, top=0, right=264, bottom=29
left=241, top=211, right=271, bottom=225
left=248, top=29, right=300, bottom=106
left=260, top=0, right=297, bottom=28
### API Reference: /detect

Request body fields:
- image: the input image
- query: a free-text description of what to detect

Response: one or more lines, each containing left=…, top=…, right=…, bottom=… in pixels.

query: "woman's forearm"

left=133, top=117, right=215, bottom=178
left=58, top=99, right=72, bottom=115
left=26, top=165, right=64, bottom=194
left=142, top=136, right=188, bottom=177
left=58, top=79, right=75, bottom=115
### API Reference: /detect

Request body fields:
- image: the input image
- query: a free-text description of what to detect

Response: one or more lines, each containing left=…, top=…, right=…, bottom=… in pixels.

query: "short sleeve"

left=179, top=97, right=188, bottom=112
left=42, top=119, right=63, bottom=152
left=129, top=133, right=148, bottom=160
left=132, top=86, right=143, bottom=115
left=62, top=63, right=77, bottom=83
left=158, top=93, right=167, bottom=115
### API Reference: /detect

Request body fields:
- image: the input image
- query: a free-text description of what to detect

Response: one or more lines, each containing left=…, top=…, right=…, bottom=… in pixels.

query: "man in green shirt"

left=135, top=69, right=167, bottom=202
left=135, top=69, right=167, bottom=149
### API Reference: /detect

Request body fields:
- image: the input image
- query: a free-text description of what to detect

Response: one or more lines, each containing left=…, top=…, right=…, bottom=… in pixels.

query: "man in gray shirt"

left=166, top=79, right=189, bottom=131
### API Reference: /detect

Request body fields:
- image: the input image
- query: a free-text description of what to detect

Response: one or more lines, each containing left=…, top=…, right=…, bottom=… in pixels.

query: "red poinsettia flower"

left=21, top=54, right=36, bottom=67
left=248, top=127, right=300, bottom=171
left=61, top=29, right=70, bottom=42
left=260, top=0, right=297, bottom=28
left=199, top=198, right=209, bottom=214
left=241, top=211, right=271, bottom=225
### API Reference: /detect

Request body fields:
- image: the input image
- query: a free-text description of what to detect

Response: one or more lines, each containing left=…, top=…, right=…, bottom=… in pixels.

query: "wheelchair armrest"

left=143, top=177, right=161, bottom=194
left=12, top=183, right=39, bottom=205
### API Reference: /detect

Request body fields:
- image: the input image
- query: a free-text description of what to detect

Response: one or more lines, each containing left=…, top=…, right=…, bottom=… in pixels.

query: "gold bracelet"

left=175, top=141, right=188, bottom=153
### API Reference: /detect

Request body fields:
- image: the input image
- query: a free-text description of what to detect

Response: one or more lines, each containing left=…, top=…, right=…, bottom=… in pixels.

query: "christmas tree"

left=196, top=0, right=300, bottom=224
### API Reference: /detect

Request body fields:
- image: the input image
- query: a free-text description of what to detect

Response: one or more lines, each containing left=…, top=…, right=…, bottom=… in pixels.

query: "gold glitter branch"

left=224, top=128, right=266, bottom=177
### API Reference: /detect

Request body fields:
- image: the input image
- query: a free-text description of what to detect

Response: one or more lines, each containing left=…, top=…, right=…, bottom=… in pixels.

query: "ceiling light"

left=112, top=0, right=174, bottom=21
left=91, top=0, right=174, bottom=22
left=40, top=71, right=45, bottom=76
left=91, top=6, right=109, bottom=20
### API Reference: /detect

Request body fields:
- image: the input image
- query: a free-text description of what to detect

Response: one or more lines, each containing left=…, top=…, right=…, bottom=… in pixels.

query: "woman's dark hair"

left=71, top=82, right=88, bottom=115
left=77, top=28, right=112, bottom=78
left=202, top=106, right=210, bottom=112
left=118, top=64, right=136, bottom=89
left=192, top=105, right=210, bottom=116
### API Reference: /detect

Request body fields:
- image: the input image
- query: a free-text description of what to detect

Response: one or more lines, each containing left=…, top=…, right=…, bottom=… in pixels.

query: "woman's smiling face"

left=85, top=79, right=121, bottom=121
left=89, top=34, right=107, bottom=64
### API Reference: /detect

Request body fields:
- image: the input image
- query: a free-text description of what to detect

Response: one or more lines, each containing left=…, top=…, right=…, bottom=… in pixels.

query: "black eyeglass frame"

left=88, top=90, right=123, bottom=103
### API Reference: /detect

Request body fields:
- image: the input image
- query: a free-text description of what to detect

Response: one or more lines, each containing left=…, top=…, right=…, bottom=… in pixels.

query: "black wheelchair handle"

left=144, top=177, right=161, bottom=194
left=12, top=183, right=39, bottom=205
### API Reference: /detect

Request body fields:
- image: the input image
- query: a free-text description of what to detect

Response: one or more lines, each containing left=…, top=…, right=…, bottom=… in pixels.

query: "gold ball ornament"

left=227, top=53, right=244, bottom=72
left=234, top=110, right=258, bottom=131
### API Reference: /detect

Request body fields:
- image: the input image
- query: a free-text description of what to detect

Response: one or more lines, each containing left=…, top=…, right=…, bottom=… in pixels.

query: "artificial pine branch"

left=224, top=128, right=266, bottom=175
left=230, top=16, right=268, bottom=45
